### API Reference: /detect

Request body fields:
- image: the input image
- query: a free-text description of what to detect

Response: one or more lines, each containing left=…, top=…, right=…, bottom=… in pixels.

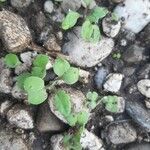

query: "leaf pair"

left=53, top=58, right=79, bottom=85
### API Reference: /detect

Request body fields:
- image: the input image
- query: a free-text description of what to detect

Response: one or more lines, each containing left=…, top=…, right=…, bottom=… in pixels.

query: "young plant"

left=53, top=57, right=79, bottom=85
left=62, top=4, right=109, bottom=42
left=4, top=53, right=21, bottom=68
left=112, top=52, right=121, bottom=60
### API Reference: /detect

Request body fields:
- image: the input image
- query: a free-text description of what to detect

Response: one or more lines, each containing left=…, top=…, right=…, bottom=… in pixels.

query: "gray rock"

left=137, top=79, right=150, bottom=98
left=36, top=103, right=65, bottom=132
left=11, top=84, right=27, bottom=100
left=0, top=127, right=28, bottom=150
left=81, top=0, right=96, bottom=9
left=114, top=0, right=150, bottom=33
left=122, top=67, right=135, bottom=77
left=125, top=143, right=150, bottom=150
left=7, top=104, right=34, bottom=129
left=108, top=122, right=137, bottom=144
left=137, top=64, right=150, bottom=79
left=0, top=10, right=32, bottom=52
left=102, top=16, right=121, bottom=38
left=15, top=63, right=30, bottom=75
left=111, top=0, right=124, bottom=3
left=61, top=0, right=81, bottom=13
left=0, top=69, right=13, bottom=94
left=0, top=100, right=14, bottom=116
left=145, top=99, right=150, bottom=109
left=123, top=45, right=145, bottom=63
left=62, top=27, right=114, bottom=68
left=44, top=0, right=54, bottom=13
left=11, top=0, right=32, bottom=9
left=126, top=100, right=150, bottom=132
left=94, top=67, right=109, bottom=89
left=103, top=73, right=124, bottom=93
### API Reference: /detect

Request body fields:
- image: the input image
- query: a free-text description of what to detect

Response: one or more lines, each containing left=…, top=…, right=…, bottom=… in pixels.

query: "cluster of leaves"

left=4, top=54, right=80, bottom=105
left=54, top=90, right=89, bottom=127
left=62, top=0, right=109, bottom=42
left=112, top=52, right=121, bottom=60
left=53, top=57, right=79, bottom=85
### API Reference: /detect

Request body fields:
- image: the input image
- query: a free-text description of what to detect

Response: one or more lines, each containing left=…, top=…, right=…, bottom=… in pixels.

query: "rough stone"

left=137, top=79, right=150, bottom=98
left=36, top=103, right=65, bottom=132
left=44, top=0, right=54, bottom=13
left=0, top=69, right=13, bottom=94
left=62, top=27, right=114, bottom=68
left=114, top=0, right=150, bottom=33
left=81, top=0, right=96, bottom=9
left=108, top=122, right=137, bottom=144
left=7, top=104, right=34, bottom=129
left=103, top=73, right=124, bottom=93
left=11, top=0, right=32, bottom=9
left=102, top=15, right=121, bottom=38
left=15, top=63, right=30, bottom=75
left=137, top=64, right=150, bottom=79
left=48, top=87, right=87, bottom=123
left=126, top=100, right=150, bottom=132
left=125, top=143, right=150, bottom=150
left=123, top=44, right=145, bottom=63
left=0, top=10, right=32, bottom=52
left=111, top=0, right=124, bottom=3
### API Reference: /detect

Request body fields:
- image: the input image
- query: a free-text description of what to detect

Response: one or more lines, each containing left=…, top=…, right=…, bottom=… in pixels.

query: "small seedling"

left=4, top=53, right=21, bottom=68
left=112, top=52, right=121, bottom=60
left=111, top=12, right=119, bottom=22
left=102, top=95, right=118, bottom=113
left=53, top=57, right=79, bottom=85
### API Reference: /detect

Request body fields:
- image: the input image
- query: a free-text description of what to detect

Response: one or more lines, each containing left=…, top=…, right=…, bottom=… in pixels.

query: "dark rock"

left=123, top=67, right=135, bottom=77
left=36, top=103, right=66, bottom=132
left=125, top=142, right=150, bottom=150
left=107, top=122, right=137, bottom=144
left=94, top=66, right=109, bottom=89
left=123, top=45, right=145, bottom=63
left=126, top=100, right=150, bottom=132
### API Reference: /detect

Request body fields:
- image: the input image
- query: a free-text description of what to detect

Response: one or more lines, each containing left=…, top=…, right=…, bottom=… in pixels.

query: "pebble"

left=94, top=66, right=109, bottom=89
left=0, top=127, right=28, bottom=150
left=81, top=0, right=96, bottom=9
left=126, top=100, right=150, bottom=132
left=137, top=79, right=150, bottom=98
left=102, top=15, right=121, bottom=38
left=36, top=103, right=66, bottom=132
left=103, top=73, right=124, bottom=93
left=0, top=69, right=13, bottom=94
left=62, top=27, right=114, bottom=68
left=15, top=63, right=30, bottom=75
left=48, top=87, right=87, bottom=124
left=107, top=122, right=137, bottom=144
left=7, top=104, right=34, bottom=129
left=123, top=44, right=145, bottom=63
left=61, top=0, right=81, bottom=13
left=145, top=99, right=150, bottom=109
left=44, top=0, right=54, bottom=13
left=114, top=0, right=150, bottom=33
left=0, top=10, right=32, bottom=52
left=11, top=0, right=32, bottom=9
left=137, top=64, right=150, bottom=79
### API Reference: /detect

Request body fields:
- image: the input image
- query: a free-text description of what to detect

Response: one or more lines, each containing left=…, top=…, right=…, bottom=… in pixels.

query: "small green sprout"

left=82, top=0, right=92, bottom=7
left=102, top=96, right=118, bottom=113
left=53, top=57, right=79, bottom=85
left=62, top=10, right=80, bottom=30
left=112, top=52, right=121, bottom=60
left=4, top=53, right=21, bottom=68
left=31, top=66, right=46, bottom=79
left=111, top=12, right=119, bottom=22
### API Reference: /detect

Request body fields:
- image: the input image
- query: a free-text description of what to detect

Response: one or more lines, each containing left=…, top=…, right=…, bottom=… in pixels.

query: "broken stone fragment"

left=0, top=10, right=32, bottom=52
left=7, top=104, right=34, bottom=129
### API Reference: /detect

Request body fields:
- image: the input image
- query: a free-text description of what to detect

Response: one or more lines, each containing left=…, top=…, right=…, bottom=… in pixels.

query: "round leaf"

left=16, top=72, right=31, bottom=89
left=90, top=25, right=101, bottom=43
left=66, top=114, right=77, bottom=127
left=4, top=53, right=21, bottom=68
left=77, top=111, right=89, bottom=125
left=33, top=54, right=49, bottom=68
left=28, top=89, right=47, bottom=105
left=62, top=67, right=79, bottom=85
left=53, top=57, right=70, bottom=77
left=24, top=76, right=44, bottom=91
left=54, top=90, right=71, bottom=117
left=31, top=67, right=46, bottom=79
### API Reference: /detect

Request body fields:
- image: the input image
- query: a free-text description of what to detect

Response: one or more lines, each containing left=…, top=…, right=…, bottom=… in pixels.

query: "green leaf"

left=77, top=111, right=89, bottom=125
left=16, top=72, right=31, bottom=90
left=54, top=90, right=71, bottom=117
left=86, top=91, right=98, bottom=102
left=102, top=96, right=118, bottom=113
left=88, top=7, right=108, bottom=23
left=33, top=54, right=49, bottom=68
left=4, top=53, right=21, bottom=68
left=24, top=76, right=44, bottom=91
left=28, top=89, right=47, bottom=105
left=81, top=20, right=93, bottom=41
left=90, top=25, right=101, bottom=42
left=0, top=0, right=6, bottom=2
left=31, top=67, right=46, bottom=79
left=62, top=67, right=79, bottom=85
left=82, top=0, right=92, bottom=7
left=62, top=10, right=80, bottom=30
left=111, top=12, right=119, bottom=21
left=66, top=114, right=77, bottom=126
left=53, top=57, right=70, bottom=77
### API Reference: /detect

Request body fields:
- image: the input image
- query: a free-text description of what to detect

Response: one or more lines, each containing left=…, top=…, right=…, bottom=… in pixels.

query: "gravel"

left=11, top=0, right=32, bottom=9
